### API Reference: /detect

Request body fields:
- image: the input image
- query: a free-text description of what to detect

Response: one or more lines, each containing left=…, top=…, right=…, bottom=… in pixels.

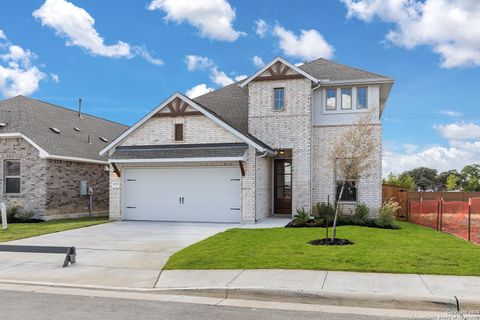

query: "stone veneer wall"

left=0, top=138, right=47, bottom=216
left=121, top=115, right=242, bottom=146
left=312, top=124, right=383, bottom=215
left=44, top=160, right=109, bottom=218
left=248, top=78, right=312, bottom=216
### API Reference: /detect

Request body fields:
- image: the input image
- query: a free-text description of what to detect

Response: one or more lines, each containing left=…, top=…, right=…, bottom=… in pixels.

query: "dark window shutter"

left=175, top=123, right=183, bottom=141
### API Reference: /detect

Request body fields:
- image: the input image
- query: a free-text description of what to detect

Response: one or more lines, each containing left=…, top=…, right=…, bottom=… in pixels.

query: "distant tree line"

left=383, top=164, right=480, bottom=192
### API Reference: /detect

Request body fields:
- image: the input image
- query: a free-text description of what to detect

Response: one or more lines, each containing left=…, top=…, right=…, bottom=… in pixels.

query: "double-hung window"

left=341, top=88, right=352, bottom=110
left=274, top=88, right=285, bottom=111
left=357, top=87, right=368, bottom=109
left=4, top=160, right=20, bottom=194
left=326, top=88, right=337, bottom=110
left=174, top=123, right=184, bottom=142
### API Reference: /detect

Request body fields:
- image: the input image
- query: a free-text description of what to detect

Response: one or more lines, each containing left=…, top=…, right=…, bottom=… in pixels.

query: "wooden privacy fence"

left=408, top=197, right=480, bottom=244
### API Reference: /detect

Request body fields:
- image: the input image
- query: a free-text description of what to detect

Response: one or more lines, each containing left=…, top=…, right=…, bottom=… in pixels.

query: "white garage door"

left=123, top=167, right=241, bottom=223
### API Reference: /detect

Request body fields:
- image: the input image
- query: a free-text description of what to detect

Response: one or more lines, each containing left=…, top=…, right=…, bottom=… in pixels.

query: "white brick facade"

left=248, top=78, right=312, bottom=215
left=121, top=115, right=242, bottom=146
left=108, top=63, right=387, bottom=222
left=312, top=124, right=383, bottom=215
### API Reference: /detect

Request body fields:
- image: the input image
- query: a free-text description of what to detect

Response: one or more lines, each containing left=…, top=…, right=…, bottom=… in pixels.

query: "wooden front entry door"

left=274, top=159, right=292, bottom=214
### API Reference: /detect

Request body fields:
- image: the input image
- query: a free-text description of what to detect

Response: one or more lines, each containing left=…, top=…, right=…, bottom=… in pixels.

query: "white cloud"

left=186, top=83, right=213, bottom=98
left=0, top=30, right=6, bottom=40
left=440, top=110, right=463, bottom=117
left=255, top=19, right=268, bottom=38
left=210, top=66, right=234, bottom=86
left=185, top=55, right=214, bottom=71
left=33, top=0, right=162, bottom=64
left=273, top=25, right=334, bottom=60
left=341, top=0, right=480, bottom=68
left=184, top=54, right=234, bottom=87
left=147, top=0, right=245, bottom=42
left=252, top=55, right=265, bottom=68
left=50, top=73, right=59, bottom=83
left=434, top=122, right=480, bottom=140
left=234, top=74, right=247, bottom=81
left=383, top=122, right=480, bottom=176
left=0, top=34, right=46, bottom=97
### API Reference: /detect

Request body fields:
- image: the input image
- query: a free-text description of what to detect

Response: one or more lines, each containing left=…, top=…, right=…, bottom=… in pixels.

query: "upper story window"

left=174, top=123, right=184, bottom=142
left=4, top=160, right=20, bottom=194
left=341, top=88, right=352, bottom=110
left=326, top=88, right=337, bottom=110
left=357, top=87, right=368, bottom=109
left=273, top=88, right=285, bottom=111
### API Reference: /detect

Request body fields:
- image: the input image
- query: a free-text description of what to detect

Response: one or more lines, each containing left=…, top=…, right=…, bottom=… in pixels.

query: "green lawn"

left=0, top=217, right=109, bottom=243
left=165, top=222, right=480, bottom=276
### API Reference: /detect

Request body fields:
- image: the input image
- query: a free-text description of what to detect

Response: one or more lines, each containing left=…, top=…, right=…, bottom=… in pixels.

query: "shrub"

left=294, top=208, right=311, bottom=224
left=6, top=204, right=22, bottom=222
left=15, top=210, right=35, bottom=222
left=352, top=202, right=369, bottom=225
left=377, top=199, right=400, bottom=228
left=316, top=202, right=335, bottom=221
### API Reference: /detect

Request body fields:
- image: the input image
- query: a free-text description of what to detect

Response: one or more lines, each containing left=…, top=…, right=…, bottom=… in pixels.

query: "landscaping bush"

left=352, top=202, right=369, bottom=225
left=294, top=208, right=311, bottom=224
left=376, top=199, right=400, bottom=228
left=287, top=202, right=400, bottom=230
left=0, top=204, right=41, bottom=224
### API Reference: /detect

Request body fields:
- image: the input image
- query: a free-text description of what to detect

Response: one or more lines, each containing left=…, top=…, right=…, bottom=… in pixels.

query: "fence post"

left=439, top=198, right=443, bottom=232
left=468, top=198, right=471, bottom=242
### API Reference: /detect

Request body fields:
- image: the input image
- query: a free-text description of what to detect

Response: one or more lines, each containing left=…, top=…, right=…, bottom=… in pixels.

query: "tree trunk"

left=331, top=181, right=345, bottom=241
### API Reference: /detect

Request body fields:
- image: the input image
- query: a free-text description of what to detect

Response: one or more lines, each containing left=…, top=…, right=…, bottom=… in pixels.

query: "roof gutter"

left=317, top=78, right=394, bottom=86
left=0, top=132, right=108, bottom=165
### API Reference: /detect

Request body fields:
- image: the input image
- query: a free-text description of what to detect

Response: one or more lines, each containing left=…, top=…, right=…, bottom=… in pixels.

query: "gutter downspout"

left=310, top=82, right=322, bottom=213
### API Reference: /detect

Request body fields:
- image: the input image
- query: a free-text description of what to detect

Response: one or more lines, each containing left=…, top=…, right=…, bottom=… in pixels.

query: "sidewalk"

left=153, top=269, right=480, bottom=311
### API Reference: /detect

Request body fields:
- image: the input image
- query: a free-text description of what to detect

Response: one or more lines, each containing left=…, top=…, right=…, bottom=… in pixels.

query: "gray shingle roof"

left=111, top=143, right=248, bottom=160
left=0, top=95, right=128, bottom=161
left=298, top=58, right=391, bottom=81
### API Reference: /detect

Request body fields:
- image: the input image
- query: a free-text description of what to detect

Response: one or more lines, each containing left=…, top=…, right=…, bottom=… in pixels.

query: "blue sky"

left=1, top=0, right=479, bottom=175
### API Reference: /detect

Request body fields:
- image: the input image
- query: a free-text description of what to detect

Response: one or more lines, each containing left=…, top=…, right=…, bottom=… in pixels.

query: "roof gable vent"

left=99, top=137, right=109, bottom=143
left=50, top=127, right=61, bottom=134
left=74, top=127, right=81, bottom=132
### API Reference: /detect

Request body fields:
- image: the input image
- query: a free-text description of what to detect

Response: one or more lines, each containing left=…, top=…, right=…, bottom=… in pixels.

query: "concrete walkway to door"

left=0, top=218, right=289, bottom=288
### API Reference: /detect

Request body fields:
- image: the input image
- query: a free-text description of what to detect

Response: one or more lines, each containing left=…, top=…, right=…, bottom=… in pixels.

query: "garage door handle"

left=181, top=197, right=185, bottom=204
left=126, top=206, right=136, bottom=209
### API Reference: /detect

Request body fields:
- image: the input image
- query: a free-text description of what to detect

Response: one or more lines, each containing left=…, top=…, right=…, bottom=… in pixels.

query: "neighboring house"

left=102, top=57, right=394, bottom=223
left=0, top=96, right=128, bottom=220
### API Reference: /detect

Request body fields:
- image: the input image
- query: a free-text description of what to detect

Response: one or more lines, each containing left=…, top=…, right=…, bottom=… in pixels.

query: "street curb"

left=1, top=279, right=479, bottom=312
left=151, top=287, right=460, bottom=312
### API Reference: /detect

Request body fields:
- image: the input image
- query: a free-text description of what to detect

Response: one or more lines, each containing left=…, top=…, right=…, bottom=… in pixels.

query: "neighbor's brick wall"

left=248, top=78, right=312, bottom=216
left=120, top=115, right=242, bottom=146
left=45, top=160, right=109, bottom=218
left=312, top=124, right=383, bottom=215
left=0, top=138, right=47, bottom=216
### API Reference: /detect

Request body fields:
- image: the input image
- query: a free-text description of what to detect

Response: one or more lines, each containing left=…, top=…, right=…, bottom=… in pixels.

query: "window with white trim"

left=4, top=160, right=20, bottom=194
left=326, top=88, right=337, bottom=110
left=341, top=88, right=352, bottom=110
left=357, top=87, right=368, bottom=109
left=273, top=88, right=285, bottom=111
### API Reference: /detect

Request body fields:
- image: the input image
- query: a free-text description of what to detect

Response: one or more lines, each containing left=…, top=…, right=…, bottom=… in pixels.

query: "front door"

left=274, top=159, right=292, bottom=214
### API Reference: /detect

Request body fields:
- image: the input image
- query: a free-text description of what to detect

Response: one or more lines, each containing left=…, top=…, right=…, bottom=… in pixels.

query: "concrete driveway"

left=0, top=221, right=239, bottom=288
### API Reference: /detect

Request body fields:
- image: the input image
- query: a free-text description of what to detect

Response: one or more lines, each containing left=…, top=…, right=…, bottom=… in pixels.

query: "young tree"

left=330, top=109, right=377, bottom=241
left=445, top=174, right=459, bottom=191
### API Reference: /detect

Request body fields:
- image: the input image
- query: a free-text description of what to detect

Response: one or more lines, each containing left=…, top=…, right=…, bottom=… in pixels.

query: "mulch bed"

left=309, top=238, right=354, bottom=246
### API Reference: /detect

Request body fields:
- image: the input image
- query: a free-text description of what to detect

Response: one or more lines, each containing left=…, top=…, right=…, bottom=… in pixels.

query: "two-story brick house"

left=102, top=57, right=393, bottom=223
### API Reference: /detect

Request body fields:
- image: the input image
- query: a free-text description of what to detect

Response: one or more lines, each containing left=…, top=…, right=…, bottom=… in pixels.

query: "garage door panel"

left=123, top=167, right=241, bottom=223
